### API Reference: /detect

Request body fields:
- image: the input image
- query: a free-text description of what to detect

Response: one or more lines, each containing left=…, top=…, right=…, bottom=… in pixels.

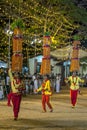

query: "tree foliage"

left=0, top=0, right=87, bottom=60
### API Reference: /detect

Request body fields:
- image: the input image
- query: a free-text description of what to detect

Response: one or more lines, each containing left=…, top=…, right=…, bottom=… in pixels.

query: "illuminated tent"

left=50, top=45, right=87, bottom=60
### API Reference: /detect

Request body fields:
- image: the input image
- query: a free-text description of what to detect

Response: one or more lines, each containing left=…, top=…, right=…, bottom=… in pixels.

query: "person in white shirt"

left=55, top=74, right=61, bottom=93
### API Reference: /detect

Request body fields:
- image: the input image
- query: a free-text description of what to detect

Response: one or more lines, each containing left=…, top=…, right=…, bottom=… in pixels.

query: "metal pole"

left=34, top=34, right=37, bottom=73
left=35, top=34, right=36, bottom=57
left=8, top=16, right=11, bottom=68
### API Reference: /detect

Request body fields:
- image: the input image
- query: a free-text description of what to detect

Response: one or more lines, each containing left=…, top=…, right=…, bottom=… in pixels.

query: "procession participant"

left=55, top=73, right=61, bottom=93
left=34, top=75, right=38, bottom=94
left=65, top=71, right=84, bottom=108
left=8, top=68, right=25, bottom=120
left=5, top=73, right=10, bottom=95
left=35, top=75, right=53, bottom=112
left=6, top=73, right=12, bottom=106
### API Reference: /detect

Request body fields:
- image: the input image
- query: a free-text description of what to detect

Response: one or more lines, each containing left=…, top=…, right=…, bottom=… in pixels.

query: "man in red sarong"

left=35, top=75, right=53, bottom=112
left=8, top=68, right=25, bottom=120
left=65, top=71, right=84, bottom=108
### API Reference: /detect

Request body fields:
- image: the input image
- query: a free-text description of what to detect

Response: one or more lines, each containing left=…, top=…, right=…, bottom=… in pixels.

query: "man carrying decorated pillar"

left=65, top=39, right=84, bottom=108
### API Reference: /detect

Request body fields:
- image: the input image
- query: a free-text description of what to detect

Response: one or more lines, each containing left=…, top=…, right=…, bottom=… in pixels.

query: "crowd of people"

left=0, top=68, right=87, bottom=99
left=0, top=70, right=62, bottom=99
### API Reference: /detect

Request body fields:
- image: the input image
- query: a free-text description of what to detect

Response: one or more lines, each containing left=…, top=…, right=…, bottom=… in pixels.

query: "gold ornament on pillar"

left=40, top=32, right=51, bottom=75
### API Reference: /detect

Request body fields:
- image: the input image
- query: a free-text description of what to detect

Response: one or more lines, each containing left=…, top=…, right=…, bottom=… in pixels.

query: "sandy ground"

left=0, top=88, right=87, bottom=130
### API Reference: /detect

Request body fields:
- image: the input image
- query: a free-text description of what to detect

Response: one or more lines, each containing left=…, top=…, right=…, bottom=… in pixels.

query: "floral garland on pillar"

left=11, top=18, right=25, bottom=72
left=70, top=35, right=81, bottom=72
left=40, top=32, right=51, bottom=75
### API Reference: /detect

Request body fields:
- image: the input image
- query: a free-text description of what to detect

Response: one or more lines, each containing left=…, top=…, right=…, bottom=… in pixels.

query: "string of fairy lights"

left=0, top=0, right=87, bottom=63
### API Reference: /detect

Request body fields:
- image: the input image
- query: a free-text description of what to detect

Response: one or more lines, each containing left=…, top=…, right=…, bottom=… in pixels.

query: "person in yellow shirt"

left=8, top=68, right=25, bottom=120
left=35, top=75, right=53, bottom=112
left=65, top=71, right=84, bottom=108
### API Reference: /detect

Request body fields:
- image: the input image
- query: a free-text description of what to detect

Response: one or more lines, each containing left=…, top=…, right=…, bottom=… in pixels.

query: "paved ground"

left=0, top=87, right=87, bottom=130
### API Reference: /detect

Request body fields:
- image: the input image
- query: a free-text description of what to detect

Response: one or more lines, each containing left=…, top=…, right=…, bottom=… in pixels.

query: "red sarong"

left=70, top=89, right=78, bottom=106
left=11, top=93, right=22, bottom=118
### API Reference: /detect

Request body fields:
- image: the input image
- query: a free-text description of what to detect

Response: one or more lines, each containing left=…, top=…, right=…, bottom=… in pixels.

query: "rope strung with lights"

left=0, top=0, right=87, bottom=61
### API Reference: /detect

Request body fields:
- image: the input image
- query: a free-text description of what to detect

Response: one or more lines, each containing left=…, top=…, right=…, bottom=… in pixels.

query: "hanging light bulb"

left=6, top=30, right=13, bottom=36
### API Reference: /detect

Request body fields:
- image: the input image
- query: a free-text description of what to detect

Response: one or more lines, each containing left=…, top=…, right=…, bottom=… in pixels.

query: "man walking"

left=8, top=68, right=25, bottom=120
left=65, top=71, right=84, bottom=108
left=35, top=75, right=53, bottom=112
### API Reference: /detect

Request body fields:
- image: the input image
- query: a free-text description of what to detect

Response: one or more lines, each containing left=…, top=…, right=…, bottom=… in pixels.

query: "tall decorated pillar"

left=40, top=32, right=51, bottom=75
left=70, top=40, right=81, bottom=72
left=11, top=19, right=24, bottom=72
